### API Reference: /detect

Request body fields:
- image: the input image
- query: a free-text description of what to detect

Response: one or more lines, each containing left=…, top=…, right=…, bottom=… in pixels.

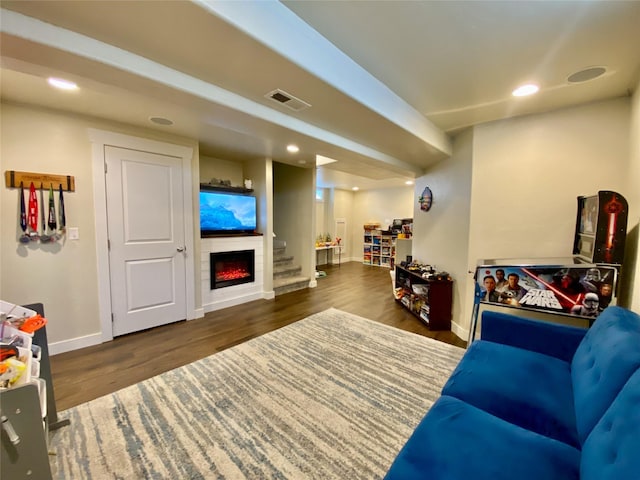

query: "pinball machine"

left=469, top=191, right=629, bottom=342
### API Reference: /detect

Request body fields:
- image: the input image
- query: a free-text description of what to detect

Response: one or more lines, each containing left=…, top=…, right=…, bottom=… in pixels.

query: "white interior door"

left=105, top=146, right=186, bottom=336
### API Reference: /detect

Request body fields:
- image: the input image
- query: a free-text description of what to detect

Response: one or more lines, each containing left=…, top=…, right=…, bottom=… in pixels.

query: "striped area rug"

left=48, top=308, right=464, bottom=479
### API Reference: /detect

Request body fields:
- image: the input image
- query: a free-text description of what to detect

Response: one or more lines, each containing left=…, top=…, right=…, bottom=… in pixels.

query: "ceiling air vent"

left=265, top=89, right=311, bottom=112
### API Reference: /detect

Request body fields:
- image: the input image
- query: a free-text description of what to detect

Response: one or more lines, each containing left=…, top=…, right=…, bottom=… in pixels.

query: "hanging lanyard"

left=20, top=182, right=27, bottom=232
left=28, top=182, right=38, bottom=232
left=59, top=184, right=66, bottom=230
left=48, top=184, right=57, bottom=232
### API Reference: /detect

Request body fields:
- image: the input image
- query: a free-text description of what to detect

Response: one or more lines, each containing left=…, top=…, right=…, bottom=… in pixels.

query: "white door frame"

left=89, top=129, right=197, bottom=342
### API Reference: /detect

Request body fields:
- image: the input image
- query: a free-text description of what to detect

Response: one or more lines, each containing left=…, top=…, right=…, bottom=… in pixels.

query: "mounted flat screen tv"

left=200, top=190, right=257, bottom=236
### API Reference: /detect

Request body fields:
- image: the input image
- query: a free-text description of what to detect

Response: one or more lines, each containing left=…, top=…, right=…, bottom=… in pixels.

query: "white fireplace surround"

left=201, top=236, right=265, bottom=313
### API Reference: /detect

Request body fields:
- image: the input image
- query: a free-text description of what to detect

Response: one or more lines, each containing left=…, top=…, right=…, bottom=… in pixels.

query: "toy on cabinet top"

left=401, top=261, right=451, bottom=282
left=391, top=218, right=412, bottom=237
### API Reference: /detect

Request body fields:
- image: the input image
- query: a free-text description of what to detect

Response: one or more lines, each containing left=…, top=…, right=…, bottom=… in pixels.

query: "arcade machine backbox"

left=469, top=191, right=628, bottom=343
left=573, top=190, right=628, bottom=265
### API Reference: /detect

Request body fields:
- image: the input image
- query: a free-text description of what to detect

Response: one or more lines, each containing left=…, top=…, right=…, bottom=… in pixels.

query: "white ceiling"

left=1, top=0, right=639, bottom=191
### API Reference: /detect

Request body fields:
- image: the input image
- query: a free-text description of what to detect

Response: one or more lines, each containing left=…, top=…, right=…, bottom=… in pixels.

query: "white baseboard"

left=451, top=321, right=469, bottom=346
left=203, top=292, right=267, bottom=313
left=50, top=304, right=258, bottom=355
left=49, top=332, right=103, bottom=356
left=331, top=257, right=356, bottom=264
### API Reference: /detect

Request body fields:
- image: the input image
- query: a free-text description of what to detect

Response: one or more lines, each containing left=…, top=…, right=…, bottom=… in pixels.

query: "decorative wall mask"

left=419, top=187, right=433, bottom=212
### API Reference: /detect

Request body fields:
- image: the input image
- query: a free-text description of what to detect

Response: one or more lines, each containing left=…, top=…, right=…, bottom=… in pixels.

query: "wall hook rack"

left=4, top=171, right=75, bottom=192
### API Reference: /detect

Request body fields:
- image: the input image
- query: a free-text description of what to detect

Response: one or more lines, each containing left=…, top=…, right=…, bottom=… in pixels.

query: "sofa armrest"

left=480, top=310, right=587, bottom=362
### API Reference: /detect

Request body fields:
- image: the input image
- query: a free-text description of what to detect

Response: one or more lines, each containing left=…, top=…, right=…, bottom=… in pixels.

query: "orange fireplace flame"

left=216, top=262, right=250, bottom=281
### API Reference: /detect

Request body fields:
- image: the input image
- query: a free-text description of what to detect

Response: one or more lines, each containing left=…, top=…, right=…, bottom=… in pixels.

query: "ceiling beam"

left=196, top=0, right=452, bottom=158
left=0, top=7, right=425, bottom=176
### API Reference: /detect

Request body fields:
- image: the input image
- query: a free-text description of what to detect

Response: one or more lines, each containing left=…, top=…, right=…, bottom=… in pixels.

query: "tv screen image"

left=200, top=191, right=256, bottom=235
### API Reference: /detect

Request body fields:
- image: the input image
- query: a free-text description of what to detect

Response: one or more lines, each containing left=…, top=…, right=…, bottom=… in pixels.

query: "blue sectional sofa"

left=385, top=306, right=640, bottom=480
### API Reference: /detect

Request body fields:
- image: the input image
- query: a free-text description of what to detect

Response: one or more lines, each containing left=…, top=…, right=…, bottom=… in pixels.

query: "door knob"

left=177, top=246, right=186, bottom=253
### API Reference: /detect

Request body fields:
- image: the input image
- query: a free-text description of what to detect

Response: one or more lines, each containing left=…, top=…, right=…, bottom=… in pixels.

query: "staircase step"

left=274, top=275, right=310, bottom=296
left=274, top=264, right=302, bottom=278
left=273, top=246, right=286, bottom=257
left=274, top=255, right=294, bottom=267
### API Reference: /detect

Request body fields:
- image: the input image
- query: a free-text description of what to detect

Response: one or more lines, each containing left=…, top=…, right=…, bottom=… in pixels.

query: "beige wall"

left=1, top=104, right=100, bottom=345
left=351, top=186, right=414, bottom=263
left=314, top=188, right=358, bottom=262
left=626, top=80, right=640, bottom=311
left=412, top=128, right=474, bottom=339
left=1, top=102, right=198, bottom=349
left=333, top=189, right=355, bottom=260
left=244, top=158, right=274, bottom=293
left=410, top=97, right=634, bottom=340
left=273, top=162, right=315, bottom=280
left=200, top=155, right=244, bottom=187
left=462, top=98, right=631, bottom=336
left=470, top=98, right=630, bottom=261
left=315, top=187, right=331, bottom=245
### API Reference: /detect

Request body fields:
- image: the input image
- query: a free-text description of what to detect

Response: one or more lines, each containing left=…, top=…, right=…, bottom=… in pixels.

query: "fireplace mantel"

left=201, top=232, right=263, bottom=239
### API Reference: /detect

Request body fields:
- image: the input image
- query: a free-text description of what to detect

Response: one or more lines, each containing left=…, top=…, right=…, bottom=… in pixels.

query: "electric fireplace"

left=210, top=250, right=255, bottom=289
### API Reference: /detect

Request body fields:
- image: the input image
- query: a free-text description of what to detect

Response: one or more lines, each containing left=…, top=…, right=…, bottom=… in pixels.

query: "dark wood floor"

left=50, top=262, right=466, bottom=411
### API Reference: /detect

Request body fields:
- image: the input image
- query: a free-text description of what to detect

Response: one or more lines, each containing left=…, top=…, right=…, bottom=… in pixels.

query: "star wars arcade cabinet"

left=469, top=191, right=628, bottom=343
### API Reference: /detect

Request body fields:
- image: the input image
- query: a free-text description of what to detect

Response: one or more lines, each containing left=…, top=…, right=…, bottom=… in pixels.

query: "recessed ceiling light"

left=567, top=66, right=607, bottom=84
left=149, top=116, right=174, bottom=126
left=352, top=186, right=359, bottom=191
left=405, top=180, right=414, bottom=185
left=512, top=84, right=539, bottom=97
left=47, top=77, right=78, bottom=90
left=287, top=144, right=299, bottom=153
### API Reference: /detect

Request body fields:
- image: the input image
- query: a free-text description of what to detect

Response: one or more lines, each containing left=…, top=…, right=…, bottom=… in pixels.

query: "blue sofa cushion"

left=442, top=340, right=579, bottom=447
left=384, top=395, right=580, bottom=480
left=571, top=306, right=640, bottom=444
left=481, top=310, right=588, bottom=362
left=580, top=368, right=640, bottom=480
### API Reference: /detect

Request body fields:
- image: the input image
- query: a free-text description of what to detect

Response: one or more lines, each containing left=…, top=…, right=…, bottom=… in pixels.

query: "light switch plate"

left=68, top=227, right=79, bottom=240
